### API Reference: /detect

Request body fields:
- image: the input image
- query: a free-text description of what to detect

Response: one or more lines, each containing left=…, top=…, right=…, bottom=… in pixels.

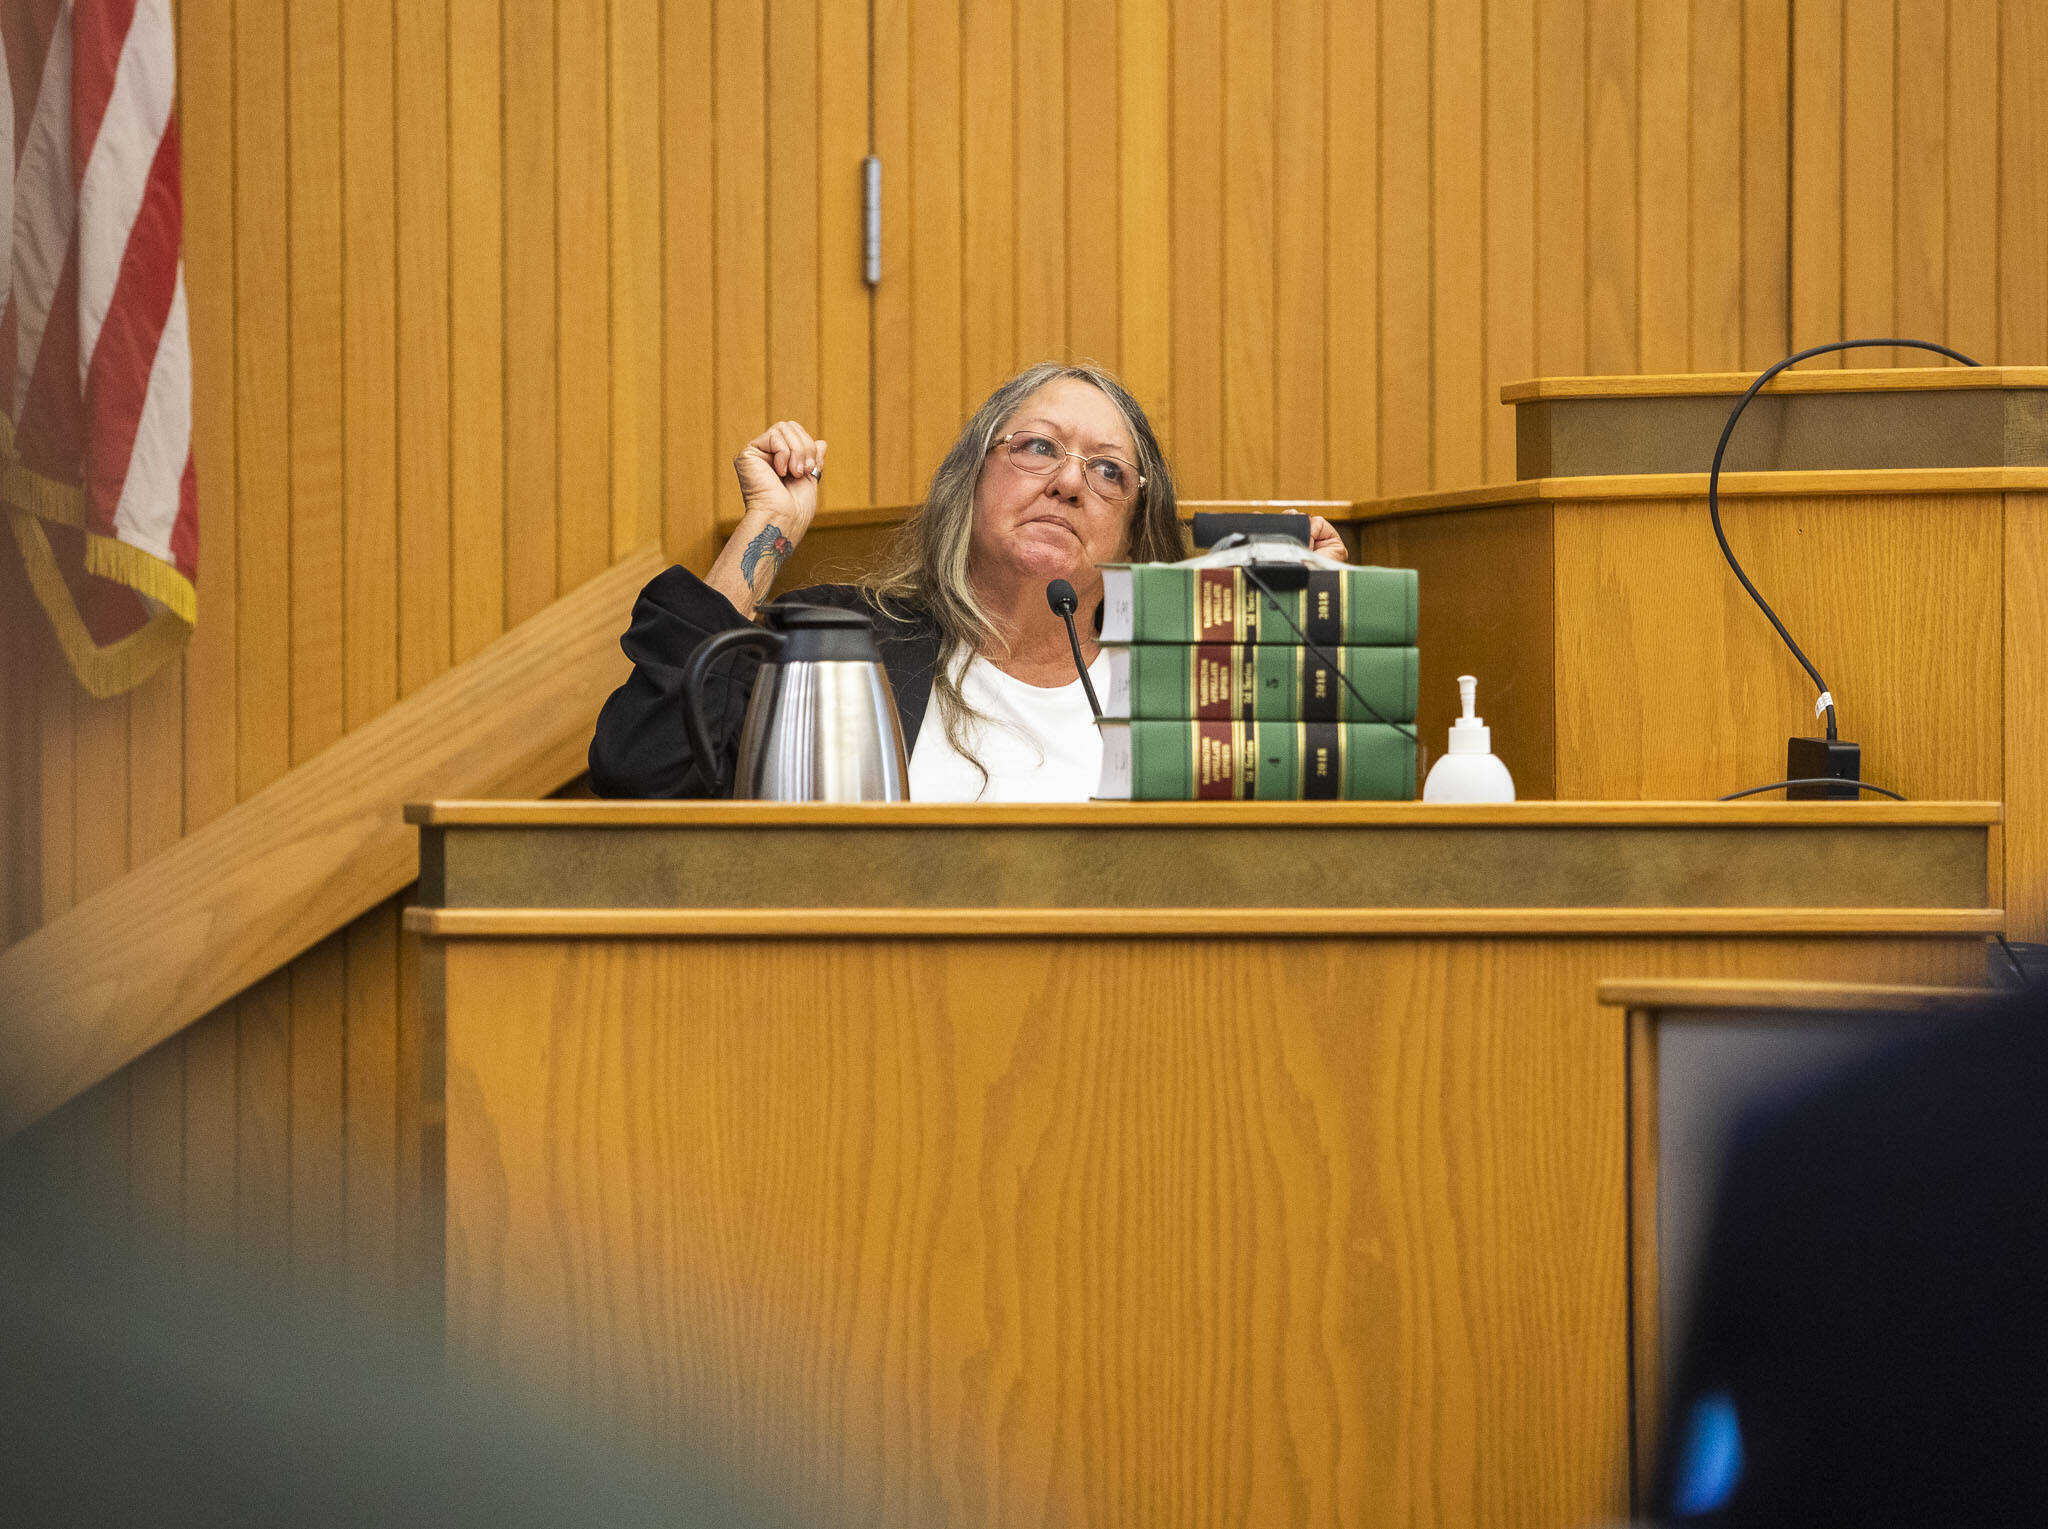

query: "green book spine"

left=1126, top=721, right=1418, bottom=800
left=1117, top=644, right=1419, bottom=723
left=1126, top=564, right=1418, bottom=645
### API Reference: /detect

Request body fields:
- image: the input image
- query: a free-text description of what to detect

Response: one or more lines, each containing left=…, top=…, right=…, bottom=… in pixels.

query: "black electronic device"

left=1190, top=512, right=1311, bottom=550
left=1784, top=736, right=1862, bottom=800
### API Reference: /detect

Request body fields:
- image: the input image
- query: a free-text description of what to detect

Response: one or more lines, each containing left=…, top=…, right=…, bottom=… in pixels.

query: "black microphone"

left=1045, top=579, right=1103, bottom=720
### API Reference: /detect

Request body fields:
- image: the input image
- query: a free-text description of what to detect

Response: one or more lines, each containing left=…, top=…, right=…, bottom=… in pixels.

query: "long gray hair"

left=865, top=362, right=1183, bottom=778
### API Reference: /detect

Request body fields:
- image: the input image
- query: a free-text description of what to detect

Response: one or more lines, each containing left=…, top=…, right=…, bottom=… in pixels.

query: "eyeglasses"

left=991, top=431, right=1146, bottom=503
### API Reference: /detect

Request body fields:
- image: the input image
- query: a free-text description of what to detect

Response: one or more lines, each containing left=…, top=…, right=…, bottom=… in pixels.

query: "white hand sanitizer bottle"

left=1421, top=674, right=1516, bottom=802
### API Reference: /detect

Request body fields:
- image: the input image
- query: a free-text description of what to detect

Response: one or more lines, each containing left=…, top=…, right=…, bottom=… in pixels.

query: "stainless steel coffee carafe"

left=682, top=605, right=909, bottom=801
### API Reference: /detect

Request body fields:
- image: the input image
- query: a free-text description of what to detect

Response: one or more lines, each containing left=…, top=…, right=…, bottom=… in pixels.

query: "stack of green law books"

left=1092, top=561, right=1421, bottom=801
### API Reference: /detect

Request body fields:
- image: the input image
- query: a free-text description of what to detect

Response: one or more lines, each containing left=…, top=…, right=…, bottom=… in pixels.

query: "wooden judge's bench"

left=406, top=799, right=1997, bottom=1527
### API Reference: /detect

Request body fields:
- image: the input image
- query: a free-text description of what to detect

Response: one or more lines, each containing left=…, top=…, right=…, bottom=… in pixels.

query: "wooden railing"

left=0, top=546, right=665, bottom=1141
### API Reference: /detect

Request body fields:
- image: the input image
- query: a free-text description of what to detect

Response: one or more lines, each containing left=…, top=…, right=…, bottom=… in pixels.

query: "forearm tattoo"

left=740, top=522, right=795, bottom=596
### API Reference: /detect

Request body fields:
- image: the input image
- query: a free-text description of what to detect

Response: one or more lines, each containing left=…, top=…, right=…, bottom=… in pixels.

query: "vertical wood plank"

left=290, top=933, right=347, bottom=1306
left=1272, top=0, right=1325, bottom=495
left=1014, top=0, right=1067, bottom=366
left=126, top=664, right=184, bottom=867
left=450, top=0, right=506, bottom=657
left=1221, top=0, right=1274, bottom=495
left=0, top=560, right=41, bottom=942
left=1431, top=0, right=1484, bottom=485
left=180, top=0, right=239, bottom=834
left=1789, top=0, right=1843, bottom=357
left=344, top=903, right=400, bottom=1332
left=38, top=673, right=73, bottom=920
left=1636, top=0, right=1690, bottom=372
left=961, top=0, right=1018, bottom=401
left=1893, top=0, right=1946, bottom=345
left=503, top=0, right=559, bottom=617
left=2001, top=0, right=2048, bottom=363
left=1326, top=0, right=1379, bottom=497
left=1690, top=0, right=1744, bottom=370
left=715, top=0, right=770, bottom=512
left=236, top=971, right=292, bottom=1295
left=235, top=0, right=293, bottom=794
left=70, top=693, right=129, bottom=899
left=342, top=0, right=398, bottom=729
left=609, top=0, right=662, bottom=561
left=1484, top=0, right=1536, bottom=480
left=817, top=0, right=874, bottom=507
left=1585, top=0, right=1639, bottom=373
left=1537, top=0, right=1589, bottom=377
left=182, top=1001, right=240, bottom=1291
left=1841, top=0, right=1895, bottom=357
left=1741, top=0, right=1791, bottom=365
left=289, top=0, right=345, bottom=764
left=556, top=0, right=611, bottom=593
left=1945, top=0, right=1999, bottom=362
left=1170, top=0, right=1224, bottom=496
left=1117, top=0, right=1172, bottom=428
left=1379, top=0, right=1431, bottom=493
left=2008, top=494, right=2048, bottom=940
left=872, top=0, right=916, bottom=504
left=766, top=0, right=822, bottom=433
left=664, top=0, right=719, bottom=565
left=396, top=0, right=452, bottom=693
left=1065, top=0, right=1119, bottom=369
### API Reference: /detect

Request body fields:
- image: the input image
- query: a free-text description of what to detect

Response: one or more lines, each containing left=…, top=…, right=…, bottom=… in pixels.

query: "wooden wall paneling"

left=715, top=0, right=770, bottom=518
left=1378, top=0, right=1431, bottom=494
left=36, top=676, right=74, bottom=921
left=502, top=0, right=559, bottom=622
left=1689, top=0, right=1744, bottom=371
left=449, top=0, right=507, bottom=660
left=900, top=0, right=964, bottom=494
left=1272, top=0, right=1325, bottom=497
left=126, top=1032, right=186, bottom=1262
left=1998, top=0, right=2048, bottom=364
left=2008, top=495, right=2048, bottom=940
left=1169, top=0, right=1224, bottom=496
left=341, top=0, right=397, bottom=731
left=1117, top=0, right=1171, bottom=425
left=344, top=900, right=401, bottom=1331
left=817, top=0, right=874, bottom=509
left=397, top=912, right=436, bottom=1336
left=1740, top=0, right=1790, bottom=366
left=1636, top=0, right=1690, bottom=374
left=1536, top=0, right=1589, bottom=379
left=1841, top=0, right=1895, bottom=360
left=1483, top=0, right=1536, bottom=482
left=1221, top=0, right=1274, bottom=496
left=609, top=0, right=662, bottom=566
left=181, top=1001, right=239, bottom=1291
left=1945, top=0, right=1998, bottom=364
left=1892, top=0, right=1946, bottom=348
left=1432, top=0, right=1484, bottom=486
left=766, top=0, right=822, bottom=438
left=1013, top=0, right=1067, bottom=367
left=1584, top=0, right=1638, bottom=374
left=288, top=0, right=345, bottom=764
left=180, top=0, right=239, bottom=837
left=1325, top=0, right=1378, bottom=498
left=1066, top=0, right=1120, bottom=370
left=71, top=691, right=129, bottom=901
left=235, top=0, right=291, bottom=796
left=127, top=666, right=185, bottom=870
left=960, top=0, right=1018, bottom=401
left=663, top=0, right=720, bottom=567
left=236, top=969, right=292, bottom=1294
left=1788, top=0, right=1842, bottom=359
left=1551, top=493, right=2002, bottom=802
left=556, top=0, right=611, bottom=595
left=0, top=561, right=37, bottom=943
left=396, top=0, right=452, bottom=694
left=290, top=930, right=347, bottom=1305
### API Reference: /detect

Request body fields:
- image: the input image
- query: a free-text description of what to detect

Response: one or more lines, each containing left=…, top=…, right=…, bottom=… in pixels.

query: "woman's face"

left=967, top=377, right=1140, bottom=590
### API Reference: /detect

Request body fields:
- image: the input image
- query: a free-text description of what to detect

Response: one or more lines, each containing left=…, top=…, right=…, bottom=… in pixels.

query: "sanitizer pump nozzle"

left=1422, top=674, right=1516, bottom=802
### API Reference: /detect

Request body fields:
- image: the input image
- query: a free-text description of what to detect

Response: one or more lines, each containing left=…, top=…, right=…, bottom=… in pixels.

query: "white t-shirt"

left=908, top=648, right=1111, bottom=803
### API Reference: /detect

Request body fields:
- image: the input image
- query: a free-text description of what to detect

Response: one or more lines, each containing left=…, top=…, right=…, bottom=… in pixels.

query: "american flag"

left=3, top=0, right=196, bottom=700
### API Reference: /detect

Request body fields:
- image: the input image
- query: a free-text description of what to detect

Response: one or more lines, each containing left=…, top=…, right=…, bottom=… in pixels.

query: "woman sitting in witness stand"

left=588, top=362, right=1349, bottom=802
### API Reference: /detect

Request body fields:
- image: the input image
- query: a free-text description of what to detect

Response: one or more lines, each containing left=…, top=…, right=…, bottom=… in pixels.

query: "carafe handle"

left=683, top=626, right=781, bottom=795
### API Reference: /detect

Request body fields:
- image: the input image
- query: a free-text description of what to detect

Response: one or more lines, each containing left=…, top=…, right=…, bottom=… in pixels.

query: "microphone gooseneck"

left=1045, top=579, right=1104, bottom=721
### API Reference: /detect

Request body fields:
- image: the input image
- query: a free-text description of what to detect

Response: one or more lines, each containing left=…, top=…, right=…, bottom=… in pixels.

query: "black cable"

left=1238, top=565, right=1420, bottom=746
left=1708, top=338, right=1979, bottom=742
left=1994, top=934, right=2033, bottom=988
left=1716, top=777, right=1906, bottom=802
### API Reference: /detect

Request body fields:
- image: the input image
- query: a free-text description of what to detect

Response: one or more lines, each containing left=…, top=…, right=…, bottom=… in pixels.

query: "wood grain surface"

left=439, top=931, right=1985, bottom=1529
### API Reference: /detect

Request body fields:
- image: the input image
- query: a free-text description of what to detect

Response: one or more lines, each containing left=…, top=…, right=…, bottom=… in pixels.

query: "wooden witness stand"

left=407, top=799, right=1998, bottom=1528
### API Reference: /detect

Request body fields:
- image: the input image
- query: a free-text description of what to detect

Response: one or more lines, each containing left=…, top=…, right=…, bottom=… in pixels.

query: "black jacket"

left=587, top=566, right=942, bottom=798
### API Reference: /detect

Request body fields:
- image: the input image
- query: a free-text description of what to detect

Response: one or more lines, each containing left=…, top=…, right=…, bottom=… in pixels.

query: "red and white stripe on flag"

left=3, top=0, right=197, bottom=700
